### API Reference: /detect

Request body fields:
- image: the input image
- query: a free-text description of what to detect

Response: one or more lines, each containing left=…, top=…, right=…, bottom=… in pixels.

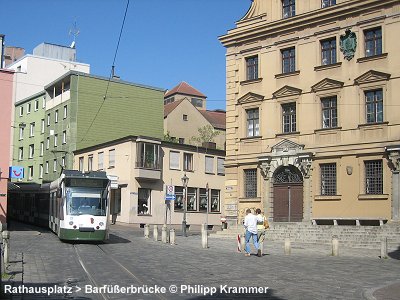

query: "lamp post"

left=181, top=172, right=189, bottom=237
left=206, top=182, right=209, bottom=231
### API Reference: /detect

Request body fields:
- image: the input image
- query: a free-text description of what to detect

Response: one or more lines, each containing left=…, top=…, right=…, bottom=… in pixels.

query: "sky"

left=2, top=0, right=251, bottom=111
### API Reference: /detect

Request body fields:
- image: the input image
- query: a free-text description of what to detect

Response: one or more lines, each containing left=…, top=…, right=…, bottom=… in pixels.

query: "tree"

left=190, top=125, right=220, bottom=147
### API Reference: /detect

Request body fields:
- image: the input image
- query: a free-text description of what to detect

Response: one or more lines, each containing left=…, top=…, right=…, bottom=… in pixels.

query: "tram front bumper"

left=59, top=228, right=106, bottom=241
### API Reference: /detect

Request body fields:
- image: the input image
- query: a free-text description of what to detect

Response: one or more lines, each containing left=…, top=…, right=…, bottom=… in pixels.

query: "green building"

left=13, top=71, right=164, bottom=183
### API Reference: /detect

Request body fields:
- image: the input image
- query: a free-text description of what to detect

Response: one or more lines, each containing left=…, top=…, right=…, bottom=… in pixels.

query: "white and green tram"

left=49, top=170, right=111, bottom=241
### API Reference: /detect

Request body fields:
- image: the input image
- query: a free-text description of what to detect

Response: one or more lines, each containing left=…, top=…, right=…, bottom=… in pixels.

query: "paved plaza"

left=1, top=221, right=400, bottom=300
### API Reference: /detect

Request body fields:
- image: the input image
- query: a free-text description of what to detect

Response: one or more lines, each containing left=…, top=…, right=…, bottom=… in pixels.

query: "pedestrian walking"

left=256, top=208, right=269, bottom=257
left=243, top=208, right=259, bottom=256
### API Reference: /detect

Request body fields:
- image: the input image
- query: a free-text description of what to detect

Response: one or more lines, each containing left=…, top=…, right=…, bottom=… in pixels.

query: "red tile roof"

left=164, top=99, right=183, bottom=118
left=164, top=81, right=206, bottom=98
left=200, top=110, right=226, bottom=130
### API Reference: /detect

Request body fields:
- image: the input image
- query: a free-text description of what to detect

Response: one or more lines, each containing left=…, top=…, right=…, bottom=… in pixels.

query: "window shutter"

left=170, top=151, right=180, bottom=169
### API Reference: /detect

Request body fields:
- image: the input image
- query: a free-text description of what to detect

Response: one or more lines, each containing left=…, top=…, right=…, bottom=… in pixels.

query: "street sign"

left=165, top=185, right=175, bottom=201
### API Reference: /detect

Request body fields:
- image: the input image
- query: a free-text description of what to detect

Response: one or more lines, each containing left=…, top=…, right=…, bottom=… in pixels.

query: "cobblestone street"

left=2, top=222, right=400, bottom=300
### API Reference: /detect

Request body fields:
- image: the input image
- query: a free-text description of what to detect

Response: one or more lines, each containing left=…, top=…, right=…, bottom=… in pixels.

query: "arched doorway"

left=273, top=165, right=303, bottom=222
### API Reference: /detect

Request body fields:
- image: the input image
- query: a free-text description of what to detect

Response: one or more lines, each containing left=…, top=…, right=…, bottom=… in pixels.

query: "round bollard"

left=153, top=225, right=159, bottom=242
left=201, top=224, right=208, bottom=249
left=170, top=229, right=176, bottom=245
left=380, top=237, right=388, bottom=259
left=284, top=238, right=291, bottom=255
left=144, top=224, right=150, bottom=239
left=2, top=230, right=10, bottom=264
left=332, top=236, right=339, bottom=256
left=162, top=224, right=168, bottom=243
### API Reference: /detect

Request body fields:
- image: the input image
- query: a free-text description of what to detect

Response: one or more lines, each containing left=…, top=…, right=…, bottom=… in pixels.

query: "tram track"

left=73, top=243, right=168, bottom=300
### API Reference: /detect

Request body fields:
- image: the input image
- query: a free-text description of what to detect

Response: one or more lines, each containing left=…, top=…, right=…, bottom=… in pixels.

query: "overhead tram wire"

left=80, top=0, right=130, bottom=143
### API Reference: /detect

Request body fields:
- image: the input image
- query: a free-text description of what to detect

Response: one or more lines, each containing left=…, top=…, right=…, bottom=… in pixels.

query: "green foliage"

left=163, top=131, right=178, bottom=143
left=190, top=125, right=220, bottom=145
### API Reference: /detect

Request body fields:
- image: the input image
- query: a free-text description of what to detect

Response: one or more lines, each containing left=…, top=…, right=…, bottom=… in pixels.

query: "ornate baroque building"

left=219, top=0, right=400, bottom=226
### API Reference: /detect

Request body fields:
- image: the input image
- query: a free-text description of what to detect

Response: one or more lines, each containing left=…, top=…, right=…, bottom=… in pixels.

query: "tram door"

left=273, top=165, right=303, bottom=222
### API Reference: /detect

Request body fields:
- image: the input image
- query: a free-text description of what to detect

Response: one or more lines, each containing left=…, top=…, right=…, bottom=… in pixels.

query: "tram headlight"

left=99, top=222, right=104, bottom=227
left=96, top=226, right=100, bottom=230
left=69, top=221, right=73, bottom=226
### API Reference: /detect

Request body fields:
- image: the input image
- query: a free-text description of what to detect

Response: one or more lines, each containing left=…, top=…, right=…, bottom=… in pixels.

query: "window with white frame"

left=217, top=157, right=225, bottom=175
left=187, top=187, right=197, bottom=211
left=282, top=103, right=297, bottom=133
left=62, top=156, right=66, bottom=168
left=19, top=106, right=24, bottom=116
left=246, top=55, right=258, bottom=81
left=136, top=143, right=160, bottom=169
left=211, top=189, right=220, bottom=212
left=246, top=108, right=259, bottom=137
left=53, top=159, right=57, bottom=172
left=19, top=127, right=24, bottom=140
left=40, top=142, right=44, bottom=156
left=282, top=0, right=295, bottom=18
left=174, top=186, right=184, bottom=210
left=29, top=144, right=34, bottom=159
left=35, top=100, right=39, bottom=111
left=138, top=188, right=151, bottom=215
left=364, top=27, right=382, bottom=57
left=27, top=102, right=31, bottom=114
left=45, top=161, right=49, bottom=174
left=109, top=149, right=115, bottom=168
left=28, top=166, right=33, bottom=179
left=321, top=96, right=338, bottom=128
left=18, top=147, right=23, bottom=160
left=62, top=131, right=67, bottom=144
left=199, top=188, right=207, bottom=212
left=39, top=164, right=43, bottom=179
left=183, top=153, right=193, bottom=171
left=30, top=122, right=35, bottom=137
left=365, top=89, right=383, bottom=123
left=320, top=163, right=337, bottom=195
left=281, top=47, right=296, bottom=73
left=321, top=38, right=336, bottom=65
left=47, top=113, right=51, bottom=126
left=88, top=155, right=93, bottom=171
left=46, top=137, right=50, bottom=149
left=63, top=105, right=68, bottom=119
left=169, top=151, right=180, bottom=170
left=54, top=134, right=58, bottom=147
left=365, top=160, right=383, bottom=194
left=205, top=156, right=214, bottom=174
left=79, top=157, right=84, bottom=172
left=55, top=110, right=59, bottom=123
left=41, top=119, right=45, bottom=134
left=321, top=0, right=336, bottom=8
left=98, top=152, right=104, bottom=170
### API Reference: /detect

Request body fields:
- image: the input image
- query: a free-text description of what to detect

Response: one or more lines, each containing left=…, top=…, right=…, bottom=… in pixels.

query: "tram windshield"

left=66, top=189, right=106, bottom=216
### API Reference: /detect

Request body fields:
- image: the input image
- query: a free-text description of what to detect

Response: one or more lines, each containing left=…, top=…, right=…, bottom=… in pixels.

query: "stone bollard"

left=332, top=236, right=339, bottom=256
left=284, top=238, right=291, bottom=255
left=144, top=224, right=150, bottom=239
left=201, top=223, right=208, bottom=249
left=162, top=224, right=168, bottom=243
left=153, top=225, right=159, bottom=242
left=380, top=237, right=388, bottom=259
left=170, top=229, right=176, bottom=245
left=2, top=231, right=10, bottom=264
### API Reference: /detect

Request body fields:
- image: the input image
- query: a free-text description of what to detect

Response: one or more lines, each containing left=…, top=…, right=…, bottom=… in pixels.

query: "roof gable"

left=273, top=85, right=302, bottom=99
left=165, top=81, right=206, bottom=98
left=200, top=110, right=226, bottom=130
left=311, top=78, right=344, bottom=92
left=354, top=70, right=391, bottom=85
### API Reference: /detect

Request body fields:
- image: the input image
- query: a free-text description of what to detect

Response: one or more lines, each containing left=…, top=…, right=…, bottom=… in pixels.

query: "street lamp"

left=181, top=172, right=189, bottom=237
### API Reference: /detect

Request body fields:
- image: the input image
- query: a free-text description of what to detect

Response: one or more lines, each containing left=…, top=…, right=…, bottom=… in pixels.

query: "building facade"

left=13, top=71, right=165, bottom=183
left=73, top=136, right=225, bottom=227
left=0, top=69, right=14, bottom=227
left=164, top=82, right=226, bottom=150
left=220, top=0, right=400, bottom=226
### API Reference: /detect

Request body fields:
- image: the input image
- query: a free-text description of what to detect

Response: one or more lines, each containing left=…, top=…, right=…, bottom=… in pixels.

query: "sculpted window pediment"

left=237, top=92, right=265, bottom=104
left=272, top=85, right=302, bottom=99
left=354, top=70, right=391, bottom=85
left=311, top=78, right=344, bottom=92
left=271, top=139, right=304, bottom=154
